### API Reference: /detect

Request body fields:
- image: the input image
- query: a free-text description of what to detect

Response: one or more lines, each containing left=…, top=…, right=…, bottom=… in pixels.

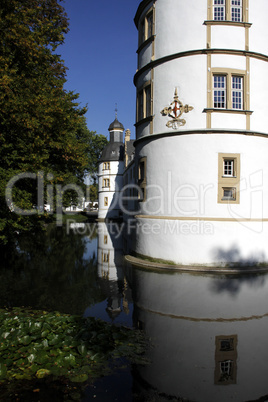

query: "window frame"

left=138, top=8, right=154, bottom=46
left=218, top=153, right=240, bottom=204
left=210, top=69, right=246, bottom=112
left=209, top=0, right=247, bottom=23
left=104, top=196, right=108, bottom=206
left=137, top=81, right=152, bottom=122
left=102, top=178, right=110, bottom=189
left=213, top=0, right=226, bottom=21
left=102, top=252, right=109, bottom=263
left=215, top=335, right=237, bottom=385
left=103, top=162, right=110, bottom=170
left=138, top=157, right=147, bottom=202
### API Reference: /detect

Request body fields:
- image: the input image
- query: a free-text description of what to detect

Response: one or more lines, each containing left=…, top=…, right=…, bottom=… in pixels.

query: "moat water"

left=1, top=221, right=268, bottom=401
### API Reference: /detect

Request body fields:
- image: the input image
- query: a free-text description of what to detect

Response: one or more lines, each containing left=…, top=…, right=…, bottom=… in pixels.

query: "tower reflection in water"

left=95, top=222, right=132, bottom=324
left=126, top=266, right=268, bottom=402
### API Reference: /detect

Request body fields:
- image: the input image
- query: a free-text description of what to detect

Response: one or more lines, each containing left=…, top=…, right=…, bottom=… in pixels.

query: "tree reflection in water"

left=0, top=223, right=105, bottom=315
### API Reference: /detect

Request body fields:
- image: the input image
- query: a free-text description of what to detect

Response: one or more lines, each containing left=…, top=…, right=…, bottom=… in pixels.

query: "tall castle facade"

left=99, top=0, right=268, bottom=267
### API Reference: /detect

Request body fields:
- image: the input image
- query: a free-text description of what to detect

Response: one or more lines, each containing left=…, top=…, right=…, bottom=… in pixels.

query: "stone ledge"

left=125, top=255, right=268, bottom=275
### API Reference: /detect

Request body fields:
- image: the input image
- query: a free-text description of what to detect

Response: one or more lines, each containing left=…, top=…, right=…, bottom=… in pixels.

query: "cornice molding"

left=204, top=20, right=252, bottom=28
left=134, top=48, right=268, bottom=85
left=133, top=128, right=268, bottom=147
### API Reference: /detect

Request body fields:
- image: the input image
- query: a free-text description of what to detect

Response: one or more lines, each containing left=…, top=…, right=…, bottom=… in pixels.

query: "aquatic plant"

left=0, top=308, right=147, bottom=384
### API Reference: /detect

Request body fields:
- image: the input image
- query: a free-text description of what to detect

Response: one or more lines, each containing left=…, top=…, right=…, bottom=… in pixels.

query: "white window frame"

left=223, top=159, right=234, bottom=177
left=213, top=0, right=225, bottom=21
left=232, top=76, right=243, bottom=110
left=231, top=0, right=242, bottom=22
left=213, top=75, right=226, bottom=109
left=212, top=0, right=245, bottom=22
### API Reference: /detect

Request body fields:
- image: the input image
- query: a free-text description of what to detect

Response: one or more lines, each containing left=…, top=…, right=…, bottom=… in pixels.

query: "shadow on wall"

left=212, top=244, right=266, bottom=267
left=209, top=244, right=267, bottom=295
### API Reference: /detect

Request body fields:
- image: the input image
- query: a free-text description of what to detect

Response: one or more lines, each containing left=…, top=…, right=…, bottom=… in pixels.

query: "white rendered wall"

left=134, top=0, right=268, bottom=265
left=98, top=161, right=124, bottom=220
left=211, top=25, right=245, bottom=50
left=152, top=56, right=207, bottom=134
left=249, top=1, right=268, bottom=55
left=154, top=0, right=206, bottom=60
left=134, top=133, right=268, bottom=265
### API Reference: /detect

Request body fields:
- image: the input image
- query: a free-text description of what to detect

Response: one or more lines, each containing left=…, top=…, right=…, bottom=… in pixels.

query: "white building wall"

left=154, top=0, right=206, bottom=59
left=152, top=56, right=207, bottom=134
left=98, top=160, right=124, bottom=220
left=211, top=25, right=245, bottom=50
left=133, top=0, right=268, bottom=266
left=249, top=2, right=268, bottom=55
left=250, top=58, right=268, bottom=133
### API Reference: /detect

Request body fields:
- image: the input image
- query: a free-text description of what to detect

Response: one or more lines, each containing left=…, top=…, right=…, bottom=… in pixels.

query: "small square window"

left=222, top=187, right=236, bottom=200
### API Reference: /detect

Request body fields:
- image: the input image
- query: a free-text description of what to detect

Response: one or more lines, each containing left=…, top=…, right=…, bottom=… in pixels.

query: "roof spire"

left=115, top=103, right=118, bottom=119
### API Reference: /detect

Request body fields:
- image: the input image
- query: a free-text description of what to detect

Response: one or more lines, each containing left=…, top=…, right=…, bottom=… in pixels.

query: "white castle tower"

left=133, top=0, right=268, bottom=266
left=98, top=115, right=125, bottom=221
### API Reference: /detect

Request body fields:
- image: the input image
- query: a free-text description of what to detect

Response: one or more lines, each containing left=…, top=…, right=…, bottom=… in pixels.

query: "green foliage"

left=0, top=308, right=148, bottom=384
left=0, top=0, right=107, bottom=246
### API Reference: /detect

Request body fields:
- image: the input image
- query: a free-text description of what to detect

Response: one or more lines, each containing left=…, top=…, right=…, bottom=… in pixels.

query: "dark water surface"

left=2, top=222, right=268, bottom=401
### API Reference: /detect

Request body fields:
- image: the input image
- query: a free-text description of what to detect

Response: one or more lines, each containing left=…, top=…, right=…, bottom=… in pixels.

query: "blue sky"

left=59, top=0, right=139, bottom=139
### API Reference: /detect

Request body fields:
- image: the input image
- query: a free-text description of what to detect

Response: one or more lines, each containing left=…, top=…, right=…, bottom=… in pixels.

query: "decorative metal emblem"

left=161, top=88, right=194, bottom=129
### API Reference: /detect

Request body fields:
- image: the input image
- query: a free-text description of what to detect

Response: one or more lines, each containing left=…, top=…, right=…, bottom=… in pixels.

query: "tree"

left=0, top=0, right=104, bottom=246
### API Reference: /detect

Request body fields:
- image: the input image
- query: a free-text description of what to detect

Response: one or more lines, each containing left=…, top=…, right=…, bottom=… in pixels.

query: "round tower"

left=133, top=0, right=268, bottom=266
left=98, top=116, right=124, bottom=220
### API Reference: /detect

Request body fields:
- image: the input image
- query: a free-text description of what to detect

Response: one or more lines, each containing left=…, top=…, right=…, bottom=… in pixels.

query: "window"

left=104, top=197, right=108, bottom=206
left=214, top=0, right=225, bottom=21
left=137, top=83, right=152, bottom=121
left=103, top=178, right=110, bottom=188
left=102, top=252, right=109, bottom=263
left=211, top=70, right=245, bottom=111
left=231, top=0, right=242, bottom=22
left=218, top=153, right=240, bottom=204
left=103, top=162, right=110, bottom=170
left=104, top=235, right=108, bottom=244
left=232, top=76, right=243, bottom=110
left=223, top=159, right=235, bottom=176
left=222, top=187, right=236, bottom=201
left=213, top=75, right=226, bottom=108
left=212, top=0, right=243, bottom=22
left=139, top=10, right=154, bottom=45
left=215, top=335, right=237, bottom=385
left=138, top=157, right=147, bottom=202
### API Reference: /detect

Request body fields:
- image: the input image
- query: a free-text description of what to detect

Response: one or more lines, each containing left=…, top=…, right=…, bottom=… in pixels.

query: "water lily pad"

left=36, top=368, right=50, bottom=379
left=0, top=362, right=7, bottom=379
left=70, top=373, right=88, bottom=383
